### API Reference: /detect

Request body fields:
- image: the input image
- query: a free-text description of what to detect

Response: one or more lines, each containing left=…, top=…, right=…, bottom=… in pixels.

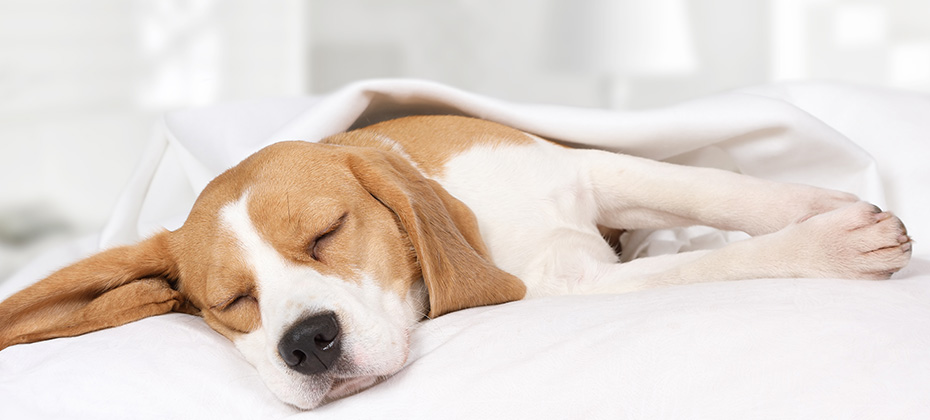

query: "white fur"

left=220, top=192, right=422, bottom=408
left=437, top=139, right=910, bottom=297
left=436, top=139, right=618, bottom=297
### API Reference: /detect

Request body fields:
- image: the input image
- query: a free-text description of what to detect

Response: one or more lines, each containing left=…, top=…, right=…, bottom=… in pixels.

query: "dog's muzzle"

left=277, top=312, right=342, bottom=375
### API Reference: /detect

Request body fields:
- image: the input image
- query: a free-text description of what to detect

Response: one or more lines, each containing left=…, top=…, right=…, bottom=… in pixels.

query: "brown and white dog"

left=0, top=115, right=912, bottom=409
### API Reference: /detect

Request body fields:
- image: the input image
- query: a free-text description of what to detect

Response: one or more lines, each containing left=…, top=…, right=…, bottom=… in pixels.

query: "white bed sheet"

left=1, top=80, right=928, bottom=419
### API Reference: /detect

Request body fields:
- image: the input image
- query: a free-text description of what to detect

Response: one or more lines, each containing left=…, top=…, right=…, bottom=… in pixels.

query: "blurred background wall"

left=2, top=0, right=929, bottom=281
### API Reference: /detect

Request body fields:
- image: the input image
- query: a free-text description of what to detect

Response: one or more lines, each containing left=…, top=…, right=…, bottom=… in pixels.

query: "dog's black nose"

left=278, top=312, right=342, bottom=375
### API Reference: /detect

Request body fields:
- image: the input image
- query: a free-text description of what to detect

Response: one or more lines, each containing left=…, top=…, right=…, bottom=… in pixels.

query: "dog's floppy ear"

left=347, top=148, right=526, bottom=318
left=0, top=231, right=189, bottom=350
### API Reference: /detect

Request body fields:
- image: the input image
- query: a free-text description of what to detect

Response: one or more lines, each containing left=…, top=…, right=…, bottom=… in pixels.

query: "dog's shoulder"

left=322, top=115, right=536, bottom=177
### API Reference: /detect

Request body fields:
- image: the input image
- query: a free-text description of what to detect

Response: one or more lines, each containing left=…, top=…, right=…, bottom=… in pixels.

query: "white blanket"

left=1, top=80, right=928, bottom=419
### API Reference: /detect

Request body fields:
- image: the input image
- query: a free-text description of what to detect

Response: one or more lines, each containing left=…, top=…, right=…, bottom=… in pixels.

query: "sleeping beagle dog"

left=0, top=115, right=912, bottom=409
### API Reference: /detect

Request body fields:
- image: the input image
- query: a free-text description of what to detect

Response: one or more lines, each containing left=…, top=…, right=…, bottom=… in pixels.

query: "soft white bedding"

left=1, top=80, right=928, bottom=419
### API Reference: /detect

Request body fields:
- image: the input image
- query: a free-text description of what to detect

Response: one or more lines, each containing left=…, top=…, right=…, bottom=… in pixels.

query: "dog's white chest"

left=435, top=140, right=619, bottom=296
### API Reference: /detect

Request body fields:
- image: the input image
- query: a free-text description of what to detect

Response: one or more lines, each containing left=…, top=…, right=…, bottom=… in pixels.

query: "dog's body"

left=0, top=115, right=912, bottom=409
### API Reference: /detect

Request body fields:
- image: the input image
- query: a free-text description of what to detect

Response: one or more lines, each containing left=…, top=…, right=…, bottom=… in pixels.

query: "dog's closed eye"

left=210, top=289, right=261, bottom=333
left=309, top=213, right=348, bottom=262
left=212, top=291, right=257, bottom=312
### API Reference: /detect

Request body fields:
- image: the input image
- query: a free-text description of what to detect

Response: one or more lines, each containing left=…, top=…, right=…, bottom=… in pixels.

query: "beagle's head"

left=0, top=141, right=525, bottom=409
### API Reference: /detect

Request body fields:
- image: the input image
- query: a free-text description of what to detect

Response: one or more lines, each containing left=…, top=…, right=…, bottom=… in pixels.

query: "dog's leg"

left=577, top=149, right=859, bottom=236
left=580, top=201, right=911, bottom=293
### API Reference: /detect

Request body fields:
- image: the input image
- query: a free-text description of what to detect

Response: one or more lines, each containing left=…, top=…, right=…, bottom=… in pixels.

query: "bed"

left=1, top=80, right=928, bottom=419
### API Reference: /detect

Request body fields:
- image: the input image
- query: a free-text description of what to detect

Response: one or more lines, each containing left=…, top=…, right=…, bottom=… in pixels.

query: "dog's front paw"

left=794, top=201, right=912, bottom=279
